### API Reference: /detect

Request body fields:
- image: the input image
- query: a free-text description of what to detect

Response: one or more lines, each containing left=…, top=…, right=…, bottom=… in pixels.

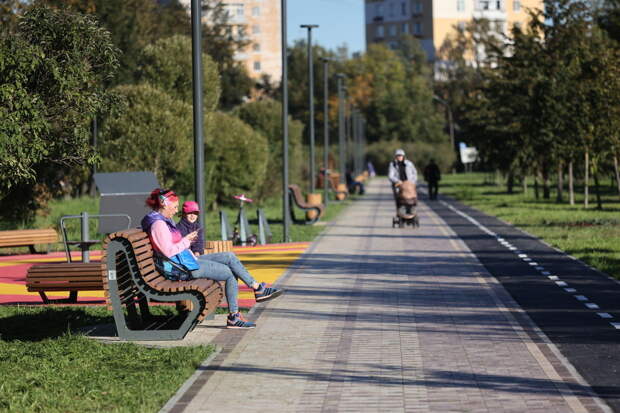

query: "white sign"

left=460, top=146, right=479, bottom=164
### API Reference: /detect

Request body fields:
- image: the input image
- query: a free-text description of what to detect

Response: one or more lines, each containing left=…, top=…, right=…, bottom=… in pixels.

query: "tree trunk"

left=542, top=165, right=550, bottom=199
left=614, top=154, right=620, bottom=199
left=507, top=171, right=514, bottom=194
left=584, top=150, right=589, bottom=208
left=568, top=161, right=575, bottom=206
left=534, top=174, right=539, bottom=200
left=556, top=161, right=563, bottom=203
left=522, top=175, right=527, bottom=195
left=594, top=171, right=602, bottom=210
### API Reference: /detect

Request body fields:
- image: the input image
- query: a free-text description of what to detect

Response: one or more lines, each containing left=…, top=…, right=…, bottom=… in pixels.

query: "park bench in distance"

left=0, top=228, right=58, bottom=254
left=102, top=228, right=224, bottom=341
left=288, top=184, right=325, bottom=225
left=26, top=262, right=102, bottom=303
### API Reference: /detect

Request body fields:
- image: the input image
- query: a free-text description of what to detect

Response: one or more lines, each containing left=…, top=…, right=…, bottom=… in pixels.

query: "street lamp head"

left=320, top=57, right=331, bottom=63
left=300, top=24, right=319, bottom=29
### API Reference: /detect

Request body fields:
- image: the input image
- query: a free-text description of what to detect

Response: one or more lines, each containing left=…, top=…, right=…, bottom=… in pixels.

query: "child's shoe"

left=254, top=282, right=283, bottom=302
left=226, top=312, right=256, bottom=329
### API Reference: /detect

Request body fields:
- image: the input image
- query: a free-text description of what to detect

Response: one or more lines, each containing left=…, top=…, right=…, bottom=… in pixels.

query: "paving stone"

left=162, top=180, right=608, bottom=413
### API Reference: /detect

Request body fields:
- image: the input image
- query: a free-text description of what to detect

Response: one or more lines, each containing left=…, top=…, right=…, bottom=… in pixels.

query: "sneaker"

left=227, top=312, right=256, bottom=329
left=254, top=282, right=283, bottom=303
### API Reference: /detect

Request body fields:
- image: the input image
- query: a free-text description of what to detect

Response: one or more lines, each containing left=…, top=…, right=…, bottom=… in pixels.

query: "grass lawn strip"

left=0, top=306, right=213, bottom=413
left=441, top=173, right=620, bottom=280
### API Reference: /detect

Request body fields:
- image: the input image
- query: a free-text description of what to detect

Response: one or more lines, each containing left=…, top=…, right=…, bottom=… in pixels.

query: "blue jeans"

left=190, top=252, right=256, bottom=313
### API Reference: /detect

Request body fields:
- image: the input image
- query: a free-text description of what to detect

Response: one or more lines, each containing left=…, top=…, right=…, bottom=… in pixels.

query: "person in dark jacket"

left=177, top=201, right=205, bottom=256
left=423, top=159, right=441, bottom=200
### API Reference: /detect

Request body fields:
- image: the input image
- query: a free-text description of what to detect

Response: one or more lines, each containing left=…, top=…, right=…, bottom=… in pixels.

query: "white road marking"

left=574, top=295, right=588, bottom=301
left=529, top=262, right=539, bottom=266
left=564, top=288, right=577, bottom=293
left=548, top=276, right=559, bottom=281
left=610, top=323, right=620, bottom=329
left=585, top=303, right=600, bottom=309
left=556, top=281, right=568, bottom=287
left=523, top=258, right=532, bottom=262
left=518, top=254, right=528, bottom=258
left=535, top=266, right=545, bottom=270
left=597, top=313, right=613, bottom=319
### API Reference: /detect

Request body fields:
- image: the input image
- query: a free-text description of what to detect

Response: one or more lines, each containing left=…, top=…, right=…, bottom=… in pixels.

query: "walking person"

left=423, top=158, right=441, bottom=200
left=388, top=148, right=418, bottom=216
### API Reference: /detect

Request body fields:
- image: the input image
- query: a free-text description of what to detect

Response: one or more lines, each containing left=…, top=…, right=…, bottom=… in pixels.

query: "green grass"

left=0, top=306, right=214, bottom=413
left=441, top=173, right=620, bottom=279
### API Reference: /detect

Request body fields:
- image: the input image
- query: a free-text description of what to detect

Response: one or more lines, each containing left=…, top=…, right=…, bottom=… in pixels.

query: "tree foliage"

left=233, top=99, right=304, bottom=198
left=0, top=5, right=120, bottom=208
left=99, top=83, right=193, bottom=189
left=203, top=112, right=269, bottom=208
left=138, top=34, right=221, bottom=112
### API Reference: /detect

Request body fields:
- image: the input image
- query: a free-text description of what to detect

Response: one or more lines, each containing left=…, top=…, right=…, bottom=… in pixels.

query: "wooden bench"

left=0, top=228, right=58, bottom=253
left=26, top=262, right=103, bottom=303
left=102, top=228, right=224, bottom=341
left=288, top=184, right=325, bottom=225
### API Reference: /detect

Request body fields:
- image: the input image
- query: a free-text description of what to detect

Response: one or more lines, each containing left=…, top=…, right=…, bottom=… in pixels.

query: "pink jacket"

left=149, top=220, right=191, bottom=258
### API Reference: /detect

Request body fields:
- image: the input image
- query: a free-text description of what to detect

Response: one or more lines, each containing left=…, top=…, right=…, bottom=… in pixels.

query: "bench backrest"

left=102, top=228, right=160, bottom=308
left=0, top=228, right=58, bottom=247
left=288, top=184, right=306, bottom=206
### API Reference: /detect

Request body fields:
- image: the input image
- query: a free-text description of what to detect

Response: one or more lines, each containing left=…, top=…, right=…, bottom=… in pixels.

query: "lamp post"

left=301, top=24, right=319, bottom=194
left=191, top=0, right=205, bottom=228
left=281, top=0, right=291, bottom=242
left=337, top=74, right=346, bottom=185
left=433, top=95, right=455, bottom=154
left=321, top=57, right=330, bottom=207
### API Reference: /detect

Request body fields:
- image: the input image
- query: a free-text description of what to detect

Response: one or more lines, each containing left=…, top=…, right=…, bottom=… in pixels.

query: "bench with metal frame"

left=26, top=262, right=103, bottom=303
left=0, top=228, right=58, bottom=254
left=102, top=228, right=224, bottom=341
left=288, top=184, right=324, bottom=225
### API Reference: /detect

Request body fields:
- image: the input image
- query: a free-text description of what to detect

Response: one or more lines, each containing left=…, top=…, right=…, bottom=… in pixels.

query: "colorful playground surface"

left=0, top=242, right=309, bottom=308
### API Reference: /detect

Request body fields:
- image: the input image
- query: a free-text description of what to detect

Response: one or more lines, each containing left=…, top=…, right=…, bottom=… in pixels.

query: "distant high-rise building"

left=179, top=0, right=282, bottom=82
left=365, top=0, right=542, bottom=62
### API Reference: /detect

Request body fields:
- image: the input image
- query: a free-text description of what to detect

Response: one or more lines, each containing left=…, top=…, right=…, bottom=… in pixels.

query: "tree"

left=203, top=112, right=269, bottom=208
left=99, top=84, right=193, bottom=189
left=138, top=34, right=221, bottom=112
left=233, top=99, right=304, bottom=198
left=0, top=6, right=121, bottom=222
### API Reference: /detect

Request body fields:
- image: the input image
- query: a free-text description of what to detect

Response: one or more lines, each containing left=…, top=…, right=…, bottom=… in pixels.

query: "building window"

left=388, top=3, right=394, bottom=16
left=376, top=3, right=383, bottom=16
left=513, top=0, right=521, bottom=11
left=253, top=61, right=261, bottom=71
left=457, top=21, right=466, bottom=31
left=496, top=0, right=502, bottom=10
left=235, top=3, right=244, bottom=16
left=457, top=0, right=465, bottom=12
left=414, top=22, right=422, bottom=35
left=253, top=43, right=261, bottom=52
left=401, top=2, right=407, bottom=15
left=402, top=22, right=409, bottom=34
left=389, top=24, right=397, bottom=36
left=477, top=0, right=490, bottom=10
left=252, top=6, right=260, bottom=16
left=237, top=26, right=247, bottom=39
left=252, top=25, right=260, bottom=34
left=413, top=2, right=423, bottom=13
left=376, top=25, right=384, bottom=37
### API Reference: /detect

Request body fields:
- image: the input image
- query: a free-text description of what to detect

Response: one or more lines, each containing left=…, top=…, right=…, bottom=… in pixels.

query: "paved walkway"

left=163, top=179, right=610, bottom=413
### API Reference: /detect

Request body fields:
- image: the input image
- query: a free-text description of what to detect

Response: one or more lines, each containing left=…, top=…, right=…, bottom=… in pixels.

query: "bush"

left=233, top=99, right=304, bottom=198
left=203, top=112, right=269, bottom=208
left=366, top=139, right=455, bottom=176
left=139, top=35, right=221, bottom=112
left=99, top=83, right=193, bottom=188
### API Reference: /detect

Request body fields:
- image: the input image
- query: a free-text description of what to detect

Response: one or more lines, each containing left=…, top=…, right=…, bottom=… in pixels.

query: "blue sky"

left=287, top=0, right=365, bottom=55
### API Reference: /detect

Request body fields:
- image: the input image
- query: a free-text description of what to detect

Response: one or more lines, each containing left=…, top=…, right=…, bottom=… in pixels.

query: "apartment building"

left=365, top=0, right=542, bottom=61
left=180, top=0, right=282, bottom=82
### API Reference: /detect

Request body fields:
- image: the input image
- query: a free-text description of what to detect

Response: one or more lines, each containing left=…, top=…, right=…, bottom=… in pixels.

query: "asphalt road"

left=426, top=196, right=620, bottom=412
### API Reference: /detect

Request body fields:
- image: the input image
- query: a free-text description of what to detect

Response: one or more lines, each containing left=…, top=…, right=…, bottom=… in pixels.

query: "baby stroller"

left=392, top=180, right=420, bottom=228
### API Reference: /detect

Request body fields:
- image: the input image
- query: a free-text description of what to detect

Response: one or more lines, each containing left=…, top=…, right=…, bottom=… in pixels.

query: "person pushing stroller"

left=388, top=149, right=418, bottom=220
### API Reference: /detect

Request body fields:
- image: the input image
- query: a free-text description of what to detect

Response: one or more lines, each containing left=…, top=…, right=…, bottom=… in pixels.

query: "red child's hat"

left=182, top=201, right=200, bottom=214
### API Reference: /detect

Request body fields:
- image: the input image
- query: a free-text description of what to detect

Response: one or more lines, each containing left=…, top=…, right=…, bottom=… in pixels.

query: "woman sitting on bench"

left=141, top=188, right=282, bottom=329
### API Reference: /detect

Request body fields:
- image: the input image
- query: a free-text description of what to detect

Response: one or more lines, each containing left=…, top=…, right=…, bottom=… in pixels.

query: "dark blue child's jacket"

left=177, top=217, right=205, bottom=255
